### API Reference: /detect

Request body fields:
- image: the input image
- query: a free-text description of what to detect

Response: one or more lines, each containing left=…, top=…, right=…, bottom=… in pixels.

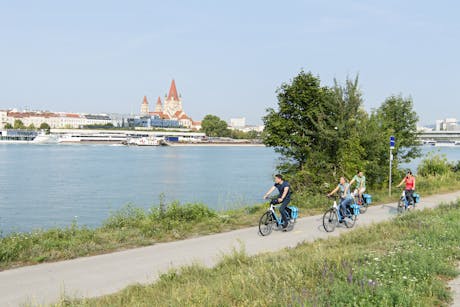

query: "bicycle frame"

left=332, top=199, right=351, bottom=222
left=268, top=203, right=284, bottom=225
left=400, top=190, right=413, bottom=209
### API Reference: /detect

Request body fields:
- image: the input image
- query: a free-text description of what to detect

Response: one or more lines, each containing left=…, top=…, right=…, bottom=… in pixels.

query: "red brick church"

left=140, top=80, right=201, bottom=129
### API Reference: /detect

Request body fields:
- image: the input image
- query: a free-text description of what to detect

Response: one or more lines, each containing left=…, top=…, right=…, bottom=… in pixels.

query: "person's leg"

left=344, top=198, right=353, bottom=216
left=279, top=201, right=289, bottom=229
left=339, top=199, right=348, bottom=218
left=405, top=189, right=414, bottom=206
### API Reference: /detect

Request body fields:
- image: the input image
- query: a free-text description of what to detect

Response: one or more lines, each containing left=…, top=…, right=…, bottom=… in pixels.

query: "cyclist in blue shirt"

left=327, top=177, right=353, bottom=219
left=263, top=174, right=291, bottom=230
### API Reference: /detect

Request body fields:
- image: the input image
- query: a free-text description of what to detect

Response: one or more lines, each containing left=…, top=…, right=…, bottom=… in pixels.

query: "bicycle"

left=397, top=190, right=420, bottom=213
left=323, top=196, right=360, bottom=232
left=258, top=199, right=298, bottom=236
left=353, top=191, right=372, bottom=214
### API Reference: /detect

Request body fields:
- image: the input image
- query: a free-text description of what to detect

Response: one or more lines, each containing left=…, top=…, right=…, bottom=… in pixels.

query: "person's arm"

left=345, top=179, right=354, bottom=194
left=263, top=186, right=276, bottom=199
left=328, top=186, right=339, bottom=197
left=413, top=177, right=416, bottom=190
left=396, top=178, right=405, bottom=188
left=278, top=186, right=289, bottom=202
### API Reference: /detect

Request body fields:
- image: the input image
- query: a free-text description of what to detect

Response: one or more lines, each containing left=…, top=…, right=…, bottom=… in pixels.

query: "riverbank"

left=60, top=200, right=460, bottom=306
left=1, top=173, right=460, bottom=272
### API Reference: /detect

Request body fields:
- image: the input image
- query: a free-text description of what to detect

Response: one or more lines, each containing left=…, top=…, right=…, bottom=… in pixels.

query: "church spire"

left=167, top=79, right=180, bottom=101
left=140, top=96, right=149, bottom=116
left=155, top=96, right=163, bottom=113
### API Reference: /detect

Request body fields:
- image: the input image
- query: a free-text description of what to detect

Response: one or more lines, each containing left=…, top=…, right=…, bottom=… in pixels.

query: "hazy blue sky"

left=0, top=0, right=458, bottom=125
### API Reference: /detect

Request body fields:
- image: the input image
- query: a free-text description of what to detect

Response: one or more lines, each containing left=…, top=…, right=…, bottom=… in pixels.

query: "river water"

left=0, top=144, right=458, bottom=234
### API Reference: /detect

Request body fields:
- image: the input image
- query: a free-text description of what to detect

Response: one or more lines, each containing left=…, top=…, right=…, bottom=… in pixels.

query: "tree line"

left=4, top=120, right=50, bottom=132
left=200, top=114, right=260, bottom=139
left=262, top=70, right=419, bottom=192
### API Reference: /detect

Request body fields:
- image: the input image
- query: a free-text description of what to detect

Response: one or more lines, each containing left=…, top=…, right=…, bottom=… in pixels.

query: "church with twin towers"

left=140, top=79, right=200, bottom=129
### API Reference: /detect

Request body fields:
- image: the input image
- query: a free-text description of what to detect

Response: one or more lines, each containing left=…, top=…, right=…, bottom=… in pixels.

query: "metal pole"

left=389, top=148, right=392, bottom=197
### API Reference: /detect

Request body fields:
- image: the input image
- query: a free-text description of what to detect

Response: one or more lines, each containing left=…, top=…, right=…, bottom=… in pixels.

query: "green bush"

left=417, top=153, right=453, bottom=177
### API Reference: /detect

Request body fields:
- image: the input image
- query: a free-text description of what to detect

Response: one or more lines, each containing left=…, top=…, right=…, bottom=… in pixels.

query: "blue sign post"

left=389, top=136, right=395, bottom=196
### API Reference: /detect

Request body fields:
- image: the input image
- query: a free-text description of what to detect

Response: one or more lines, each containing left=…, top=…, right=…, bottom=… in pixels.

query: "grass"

left=54, top=201, right=460, bottom=306
left=1, top=173, right=460, bottom=271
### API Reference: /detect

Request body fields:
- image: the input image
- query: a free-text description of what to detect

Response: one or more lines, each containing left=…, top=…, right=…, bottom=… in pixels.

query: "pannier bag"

left=286, top=206, right=299, bottom=219
left=351, top=203, right=360, bottom=216
left=412, top=193, right=420, bottom=204
left=363, top=194, right=372, bottom=204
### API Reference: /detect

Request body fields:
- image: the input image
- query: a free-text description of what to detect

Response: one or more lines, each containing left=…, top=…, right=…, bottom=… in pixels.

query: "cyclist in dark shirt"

left=263, top=174, right=292, bottom=230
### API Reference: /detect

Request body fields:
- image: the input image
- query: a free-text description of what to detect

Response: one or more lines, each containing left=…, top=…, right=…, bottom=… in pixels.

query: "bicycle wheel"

left=259, top=211, right=275, bottom=236
left=397, top=199, right=405, bottom=214
left=344, top=213, right=356, bottom=228
left=323, top=209, right=338, bottom=232
left=360, top=201, right=368, bottom=214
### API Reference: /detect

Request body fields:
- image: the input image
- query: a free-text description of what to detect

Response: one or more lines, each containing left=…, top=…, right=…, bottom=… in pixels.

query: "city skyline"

left=0, top=1, right=459, bottom=125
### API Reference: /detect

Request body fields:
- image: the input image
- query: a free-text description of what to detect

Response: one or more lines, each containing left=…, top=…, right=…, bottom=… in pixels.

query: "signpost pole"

left=389, top=136, right=395, bottom=197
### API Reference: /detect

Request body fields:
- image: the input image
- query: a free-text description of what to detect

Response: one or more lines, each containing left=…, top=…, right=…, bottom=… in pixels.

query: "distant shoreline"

left=166, top=142, right=266, bottom=147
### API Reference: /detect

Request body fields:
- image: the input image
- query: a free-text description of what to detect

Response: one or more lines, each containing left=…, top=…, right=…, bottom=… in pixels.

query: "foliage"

left=39, top=122, right=51, bottom=130
left=13, top=119, right=26, bottom=129
left=27, top=123, right=35, bottom=130
left=263, top=70, right=421, bottom=191
left=229, top=129, right=260, bottom=139
left=201, top=114, right=230, bottom=137
left=39, top=122, right=51, bottom=134
left=60, top=202, right=460, bottom=307
left=4, top=123, right=13, bottom=129
left=376, top=95, right=420, bottom=163
left=418, top=153, right=453, bottom=177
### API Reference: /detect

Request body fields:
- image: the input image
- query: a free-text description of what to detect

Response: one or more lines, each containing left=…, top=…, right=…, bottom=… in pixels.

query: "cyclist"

left=328, top=177, right=353, bottom=220
left=263, top=174, right=291, bottom=231
left=347, top=170, right=366, bottom=203
left=397, top=170, right=416, bottom=209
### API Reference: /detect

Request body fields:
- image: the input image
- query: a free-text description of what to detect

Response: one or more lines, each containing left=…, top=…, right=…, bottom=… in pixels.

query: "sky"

left=0, top=0, right=458, bottom=125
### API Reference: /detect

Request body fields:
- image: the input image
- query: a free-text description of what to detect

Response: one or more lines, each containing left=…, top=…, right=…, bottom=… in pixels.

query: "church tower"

left=163, top=79, right=183, bottom=118
left=140, top=96, right=149, bottom=116
left=155, top=96, right=163, bottom=113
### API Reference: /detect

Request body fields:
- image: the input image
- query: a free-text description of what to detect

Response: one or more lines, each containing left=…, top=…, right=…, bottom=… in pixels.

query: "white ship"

left=127, top=136, right=162, bottom=146
left=58, top=133, right=127, bottom=144
left=0, top=130, right=56, bottom=144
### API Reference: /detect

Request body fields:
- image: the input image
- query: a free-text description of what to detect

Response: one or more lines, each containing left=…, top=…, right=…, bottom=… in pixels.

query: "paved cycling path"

left=1, top=191, right=460, bottom=306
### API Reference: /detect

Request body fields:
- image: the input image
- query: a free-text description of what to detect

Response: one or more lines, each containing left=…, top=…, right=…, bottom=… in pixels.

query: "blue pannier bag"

left=287, top=206, right=298, bottom=219
left=363, top=194, right=372, bottom=204
left=351, top=203, right=360, bottom=216
left=413, top=193, right=420, bottom=204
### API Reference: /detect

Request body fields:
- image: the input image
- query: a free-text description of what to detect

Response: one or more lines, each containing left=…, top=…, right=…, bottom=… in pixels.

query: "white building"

left=436, top=118, right=459, bottom=131
left=3, top=111, right=112, bottom=129
left=230, top=117, right=246, bottom=129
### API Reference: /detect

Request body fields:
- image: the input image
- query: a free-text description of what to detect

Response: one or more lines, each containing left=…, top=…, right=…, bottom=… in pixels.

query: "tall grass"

left=56, top=202, right=460, bottom=307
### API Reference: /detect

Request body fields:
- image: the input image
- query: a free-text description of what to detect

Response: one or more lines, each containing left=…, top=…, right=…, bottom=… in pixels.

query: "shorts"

left=353, top=187, right=366, bottom=196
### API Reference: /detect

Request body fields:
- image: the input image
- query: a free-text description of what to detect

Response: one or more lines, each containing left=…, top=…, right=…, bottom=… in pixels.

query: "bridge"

left=418, top=131, right=460, bottom=142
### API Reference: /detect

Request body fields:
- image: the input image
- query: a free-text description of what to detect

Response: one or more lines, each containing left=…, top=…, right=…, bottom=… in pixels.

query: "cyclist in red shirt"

left=397, top=170, right=416, bottom=207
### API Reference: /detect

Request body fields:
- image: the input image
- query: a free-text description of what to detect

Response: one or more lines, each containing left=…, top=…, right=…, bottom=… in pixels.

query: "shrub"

left=417, top=153, right=453, bottom=177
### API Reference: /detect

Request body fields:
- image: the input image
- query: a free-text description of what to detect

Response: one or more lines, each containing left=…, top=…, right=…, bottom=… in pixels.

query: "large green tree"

left=201, top=115, right=230, bottom=137
left=263, top=70, right=420, bottom=192
left=263, top=71, right=344, bottom=189
left=376, top=95, right=420, bottom=164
